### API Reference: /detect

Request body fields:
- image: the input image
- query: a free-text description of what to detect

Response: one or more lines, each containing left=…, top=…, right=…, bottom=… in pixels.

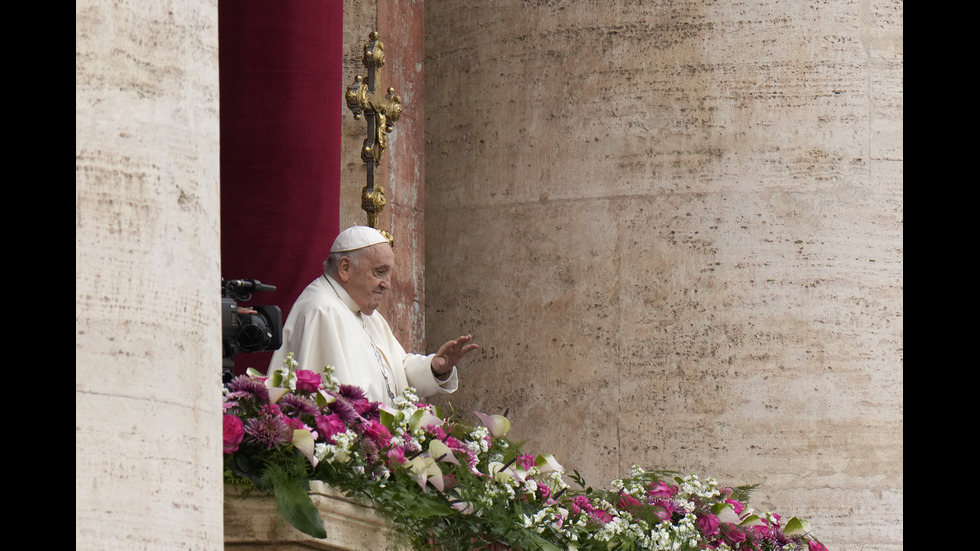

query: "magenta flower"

left=650, top=502, right=675, bottom=522
left=696, top=512, right=720, bottom=537
left=808, top=541, right=829, bottom=551
left=226, top=375, right=270, bottom=402
left=244, top=406, right=292, bottom=448
left=316, top=414, right=348, bottom=444
left=223, top=414, right=244, bottom=454
left=570, top=495, right=589, bottom=515
left=516, top=453, right=535, bottom=470
left=353, top=399, right=378, bottom=417
left=361, top=419, right=392, bottom=447
left=386, top=446, right=406, bottom=464
left=726, top=498, right=745, bottom=515
left=427, top=425, right=448, bottom=440
left=720, top=523, right=747, bottom=545
left=591, top=509, right=613, bottom=524
left=294, top=369, right=321, bottom=393
left=647, top=480, right=676, bottom=499
left=327, top=395, right=359, bottom=423
left=336, top=384, right=368, bottom=402
left=283, top=416, right=308, bottom=432
left=278, top=393, right=319, bottom=417
left=618, top=495, right=644, bottom=510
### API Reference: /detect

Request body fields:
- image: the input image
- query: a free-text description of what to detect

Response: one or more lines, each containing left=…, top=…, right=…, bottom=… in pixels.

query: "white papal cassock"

left=268, top=274, right=458, bottom=407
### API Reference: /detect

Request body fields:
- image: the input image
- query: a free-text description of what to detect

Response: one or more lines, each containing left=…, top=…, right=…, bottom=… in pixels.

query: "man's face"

left=339, top=243, right=394, bottom=315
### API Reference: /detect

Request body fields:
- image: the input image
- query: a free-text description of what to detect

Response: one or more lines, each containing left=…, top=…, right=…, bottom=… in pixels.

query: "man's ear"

left=336, top=256, right=352, bottom=282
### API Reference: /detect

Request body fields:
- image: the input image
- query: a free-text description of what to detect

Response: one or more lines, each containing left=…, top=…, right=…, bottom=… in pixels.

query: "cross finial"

left=345, top=31, right=401, bottom=246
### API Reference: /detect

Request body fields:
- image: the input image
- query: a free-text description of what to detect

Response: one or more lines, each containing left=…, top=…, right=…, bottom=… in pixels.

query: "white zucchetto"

left=330, top=226, right=390, bottom=253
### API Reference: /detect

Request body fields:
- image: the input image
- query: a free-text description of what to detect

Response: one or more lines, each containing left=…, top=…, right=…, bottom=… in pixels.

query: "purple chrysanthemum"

left=357, top=401, right=381, bottom=421
left=244, top=414, right=292, bottom=449
left=278, top=393, right=320, bottom=417
left=226, top=375, right=270, bottom=402
left=326, top=394, right=359, bottom=423
left=335, top=384, right=367, bottom=402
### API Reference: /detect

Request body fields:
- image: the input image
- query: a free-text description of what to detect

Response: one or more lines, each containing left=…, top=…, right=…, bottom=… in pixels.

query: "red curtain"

left=219, top=1, right=343, bottom=375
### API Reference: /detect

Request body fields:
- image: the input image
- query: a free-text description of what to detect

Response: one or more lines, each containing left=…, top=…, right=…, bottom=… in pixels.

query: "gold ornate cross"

left=345, top=31, right=401, bottom=245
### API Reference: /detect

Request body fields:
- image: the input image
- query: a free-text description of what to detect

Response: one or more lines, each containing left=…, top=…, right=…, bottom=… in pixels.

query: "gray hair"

left=323, top=248, right=366, bottom=276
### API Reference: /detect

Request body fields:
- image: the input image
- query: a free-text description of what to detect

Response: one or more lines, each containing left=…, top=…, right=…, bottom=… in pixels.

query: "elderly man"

left=268, top=226, right=477, bottom=406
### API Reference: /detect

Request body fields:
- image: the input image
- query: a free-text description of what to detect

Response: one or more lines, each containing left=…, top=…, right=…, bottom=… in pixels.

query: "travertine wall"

left=424, top=1, right=902, bottom=550
left=76, top=1, right=223, bottom=548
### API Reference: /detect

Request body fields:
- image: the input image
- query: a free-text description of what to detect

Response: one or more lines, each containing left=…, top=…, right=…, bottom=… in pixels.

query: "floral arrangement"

left=223, top=354, right=829, bottom=551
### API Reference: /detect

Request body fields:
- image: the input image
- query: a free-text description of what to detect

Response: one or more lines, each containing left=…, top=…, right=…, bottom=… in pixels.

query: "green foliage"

left=223, top=358, right=829, bottom=551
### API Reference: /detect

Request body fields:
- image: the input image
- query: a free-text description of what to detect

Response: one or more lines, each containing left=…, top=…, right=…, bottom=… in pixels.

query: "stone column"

left=76, top=1, right=223, bottom=548
left=424, top=1, right=902, bottom=550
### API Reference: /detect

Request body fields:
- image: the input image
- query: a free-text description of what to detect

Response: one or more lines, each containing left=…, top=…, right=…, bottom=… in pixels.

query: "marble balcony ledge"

left=224, top=481, right=393, bottom=550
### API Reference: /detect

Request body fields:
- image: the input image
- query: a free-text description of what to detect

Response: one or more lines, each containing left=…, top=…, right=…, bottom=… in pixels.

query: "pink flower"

left=650, top=502, right=675, bottom=522
left=696, top=512, right=720, bottom=537
left=294, top=370, right=321, bottom=393
left=386, top=446, right=406, bottom=464
left=720, top=523, right=747, bottom=545
left=570, top=495, right=590, bottom=515
left=361, top=419, right=392, bottom=447
left=283, top=416, right=307, bottom=432
left=352, top=399, right=373, bottom=414
left=591, top=509, right=613, bottom=523
left=516, top=453, right=536, bottom=470
left=316, top=414, right=347, bottom=444
left=808, top=541, right=829, bottom=551
left=647, top=480, right=676, bottom=498
left=726, top=498, right=745, bottom=515
left=618, top=495, right=644, bottom=510
left=223, top=414, right=244, bottom=454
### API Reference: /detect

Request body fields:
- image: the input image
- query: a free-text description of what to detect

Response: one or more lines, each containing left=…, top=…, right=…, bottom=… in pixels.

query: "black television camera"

left=222, top=279, right=283, bottom=383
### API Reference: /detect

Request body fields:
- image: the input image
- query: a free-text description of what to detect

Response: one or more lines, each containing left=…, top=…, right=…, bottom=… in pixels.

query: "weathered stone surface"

left=225, top=483, right=394, bottom=550
left=424, top=1, right=902, bottom=549
left=75, top=1, right=223, bottom=549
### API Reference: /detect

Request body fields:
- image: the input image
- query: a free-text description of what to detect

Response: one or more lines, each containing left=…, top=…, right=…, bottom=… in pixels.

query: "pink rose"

left=618, top=495, right=644, bottom=509
left=223, top=414, right=244, bottom=454
left=808, top=541, right=829, bottom=551
left=361, top=419, right=392, bottom=447
left=352, top=399, right=374, bottom=415
left=696, top=512, right=720, bottom=536
left=650, top=502, right=675, bottom=522
left=720, top=523, right=747, bottom=544
left=316, top=414, right=347, bottom=444
left=295, top=370, right=321, bottom=393
left=647, top=480, right=676, bottom=498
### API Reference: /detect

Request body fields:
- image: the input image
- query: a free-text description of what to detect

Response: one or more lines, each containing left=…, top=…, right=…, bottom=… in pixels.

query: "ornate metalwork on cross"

left=345, top=31, right=401, bottom=246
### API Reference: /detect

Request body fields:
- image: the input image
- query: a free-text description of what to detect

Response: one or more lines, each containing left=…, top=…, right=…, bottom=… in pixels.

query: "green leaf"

left=407, top=409, right=426, bottom=432
left=529, top=534, right=564, bottom=551
left=379, top=407, right=398, bottom=430
left=273, top=477, right=327, bottom=539
left=783, top=516, right=811, bottom=536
